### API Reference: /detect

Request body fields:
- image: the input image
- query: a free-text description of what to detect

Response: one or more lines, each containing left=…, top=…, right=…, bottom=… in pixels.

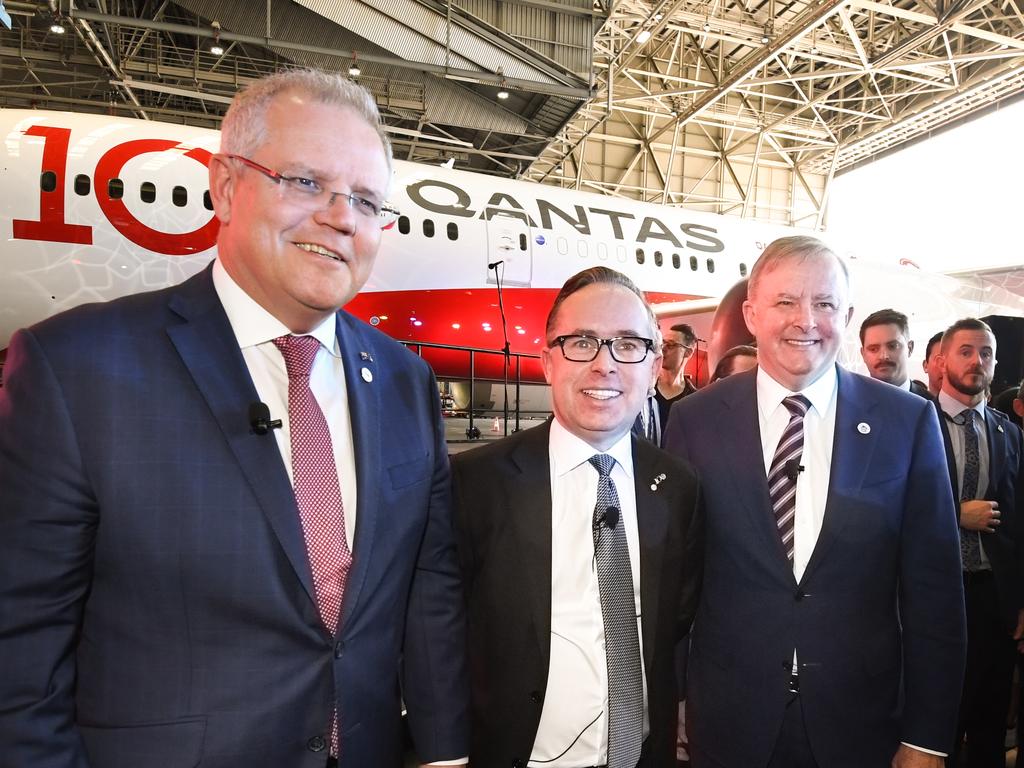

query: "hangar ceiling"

left=1, top=0, right=1023, bottom=227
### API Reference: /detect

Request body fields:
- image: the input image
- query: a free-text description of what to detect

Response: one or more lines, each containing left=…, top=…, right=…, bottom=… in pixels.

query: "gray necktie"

left=589, top=454, right=643, bottom=768
left=956, top=409, right=983, bottom=571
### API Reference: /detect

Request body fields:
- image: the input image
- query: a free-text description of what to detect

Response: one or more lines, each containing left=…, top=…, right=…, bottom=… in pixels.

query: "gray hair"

left=748, top=235, right=849, bottom=300
left=220, top=68, right=392, bottom=176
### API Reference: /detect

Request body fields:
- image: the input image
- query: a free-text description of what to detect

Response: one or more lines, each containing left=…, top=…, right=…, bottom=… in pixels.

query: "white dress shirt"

left=938, top=390, right=991, bottom=568
left=530, top=420, right=648, bottom=766
left=211, top=259, right=358, bottom=547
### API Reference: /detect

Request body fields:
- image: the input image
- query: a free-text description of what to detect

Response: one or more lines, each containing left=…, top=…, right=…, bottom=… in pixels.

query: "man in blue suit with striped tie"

left=665, top=236, right=966, bottom=768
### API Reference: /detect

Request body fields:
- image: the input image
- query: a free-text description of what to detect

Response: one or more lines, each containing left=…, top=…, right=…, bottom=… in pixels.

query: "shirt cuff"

left=901, top=741, right=947, bottom=757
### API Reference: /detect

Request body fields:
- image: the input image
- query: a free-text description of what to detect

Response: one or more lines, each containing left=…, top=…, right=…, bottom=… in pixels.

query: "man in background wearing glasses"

left=0, top=69, right=467, bottom=768
left=451, top=266, right=705, bottom=768
left=636, top=323, right=698, bottom=446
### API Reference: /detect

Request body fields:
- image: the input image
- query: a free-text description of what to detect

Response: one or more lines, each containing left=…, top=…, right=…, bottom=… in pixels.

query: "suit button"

left=307, top=735, right=326, bottom=752
left=334, top=641, right=345, bottom=658
left=512, top=760, right=525, bottom=768
left=529, top=690, right=542, bottom=704
left=794, top=590, right=806, bottom=601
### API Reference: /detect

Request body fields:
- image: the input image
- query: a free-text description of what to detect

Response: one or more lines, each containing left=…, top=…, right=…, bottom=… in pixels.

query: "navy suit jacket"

left=0, top=267, right=468, bottom=768
left=664, top=366, right=966, bottom=768
left=451, top=422, right=704, bottom=767
left=936, top=400, right=1024, bottom=632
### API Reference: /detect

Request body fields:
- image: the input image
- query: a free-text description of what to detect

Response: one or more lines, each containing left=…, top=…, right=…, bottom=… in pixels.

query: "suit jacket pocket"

left=387, top=455, right=432, bottom=490
left=80, top=718, right=206, bottom=767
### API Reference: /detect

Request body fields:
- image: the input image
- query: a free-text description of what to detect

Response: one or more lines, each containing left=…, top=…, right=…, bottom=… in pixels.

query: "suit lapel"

left=719, top=372, right=796, bottom=574
left=802, top=368, right=878, bottom=582
left=165, top=268, right=316, bottom=606
left=336, top=312, right=382, bottom=630
left=633, top=437, right=670, bottom=680
left=984, top=407, right=1005, bottom=494
left=508, top=423, right=554, bottom=660
left=936, top=402, right=960, bottom=497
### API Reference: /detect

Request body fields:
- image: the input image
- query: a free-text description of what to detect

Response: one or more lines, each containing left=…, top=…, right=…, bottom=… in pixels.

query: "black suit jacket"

left=937, top=400, right=1024, bottom=632
left=910, top=379, right=932, bottom=399
left=665, top=366, right=965, bottom=768
left=451, top=422, right=704, bottom=767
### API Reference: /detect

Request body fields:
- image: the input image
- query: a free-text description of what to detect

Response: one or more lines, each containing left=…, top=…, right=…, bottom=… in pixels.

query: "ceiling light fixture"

left=49, top=13, right=65, bottom=34
left=210, top=20, right=224, bottom=56
left=496, top=67, right=509, bottom=100
left=348, top=53, right=361, bottom=77
left=760, top=25, right=771, bottom=44
left=703, top=18, right=711, bottom=32
left=636, top=29, right=652, bottom=44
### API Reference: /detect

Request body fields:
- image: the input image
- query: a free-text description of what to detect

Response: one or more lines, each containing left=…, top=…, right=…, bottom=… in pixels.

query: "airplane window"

left=739, top=262, right=748, bottom=277
left=689, top=255, right=698, bottom=271
left=654, top=251, right=663, bottom=267
left=40, top=171, right=57, bottom=193
left=203, top=190, right=213, bottom=210
left=398, top=216, right=410, bottom=235
left=636, top=248, right=645, bottom=265
left=557, top=237, right=568, bottom=255
left=140, top=182, right=156, bottom=203
left=447, top=222, right=459, bottom=241
left=172, top=186, right=187, bottom=207
left=519, top=233, right=528, bottom=251
left=577, top=240, right=588, bottom=258
left=108, top=178, right=124, bottom=200
left=423, top=219, right=435, bottom=238
left=616, top=245, right=627, bottom=264
left=707, top=258, right=715, bottom=274
left=74, top=174, right=90, bottom=196
left=597, top=242, right=608, bottom=261
left=672, top=253, right=680, bottom=269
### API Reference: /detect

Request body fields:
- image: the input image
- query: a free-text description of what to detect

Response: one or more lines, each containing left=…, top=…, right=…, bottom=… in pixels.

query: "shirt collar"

left=756, top=364, right=838, bottom=421
left=897, top=377, right=911, bottom=392
left=212, top=259, right=339, bottom=356
left=938, top=389, right=986, bottom=421
left=549, top=418, right=634, bottom=480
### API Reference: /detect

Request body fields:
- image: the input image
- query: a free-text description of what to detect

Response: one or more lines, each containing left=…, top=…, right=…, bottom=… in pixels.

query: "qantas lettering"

left=405, top=178, right=726, bottom=253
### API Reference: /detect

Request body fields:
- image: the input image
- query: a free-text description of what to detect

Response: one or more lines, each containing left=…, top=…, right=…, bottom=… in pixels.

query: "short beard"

left=947, top=369, right=990, bottom=398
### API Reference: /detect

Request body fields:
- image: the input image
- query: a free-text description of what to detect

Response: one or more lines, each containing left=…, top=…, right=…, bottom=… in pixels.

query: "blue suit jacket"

left=936, top=401, right=1024, bottom=632
left=0, top=267, right=468, bottom=768
left=664, top=366, right=966, bottom=768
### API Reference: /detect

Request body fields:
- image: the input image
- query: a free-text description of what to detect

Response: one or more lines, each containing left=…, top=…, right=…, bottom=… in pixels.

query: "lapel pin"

left=857, top=422, right=871, bottom=435
left=361, top=367, right=373, bottom=383
left=998, top=423, right=1005, bottom=433
left=359, top=351, right=373, bottom=362
left=650, top=472, right=667, bottom=491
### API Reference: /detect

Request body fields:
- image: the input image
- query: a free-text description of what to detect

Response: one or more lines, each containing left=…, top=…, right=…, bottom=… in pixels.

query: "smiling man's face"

left=542, top=283, right=660, bottom=451
left=742, top=252, right=853, bottom=391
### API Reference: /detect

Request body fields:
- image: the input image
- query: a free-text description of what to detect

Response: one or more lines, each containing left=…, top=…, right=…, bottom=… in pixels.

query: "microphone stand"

left=490, top=261, right=511, bottom=436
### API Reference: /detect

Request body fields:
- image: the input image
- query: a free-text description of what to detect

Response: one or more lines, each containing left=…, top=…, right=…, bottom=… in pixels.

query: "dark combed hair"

left=858, top=308, right=909, bottom=345
left=545, top=267, right=656, bottom=339
left=940, top=318, right=994, bottom=352
left=669, top=322, right=696, bottom=347
left=710, top=344, right=757, bottom=383
left=925, top=331, right=943, bottom=362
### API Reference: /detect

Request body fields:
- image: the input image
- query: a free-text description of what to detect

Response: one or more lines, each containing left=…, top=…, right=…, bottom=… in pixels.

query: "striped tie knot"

left=589, top=453, right=615, bottom=478
left=783, top=394, right=810, bottom=419
left=273, top=334, right=320, bottom=379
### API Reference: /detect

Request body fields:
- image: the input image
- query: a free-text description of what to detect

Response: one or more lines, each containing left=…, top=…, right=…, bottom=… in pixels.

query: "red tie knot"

left=272, top=334, right=321, bottom=379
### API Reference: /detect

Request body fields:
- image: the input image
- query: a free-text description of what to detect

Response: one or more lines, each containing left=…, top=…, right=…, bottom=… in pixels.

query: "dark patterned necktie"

left=589, top=454, right=643, bottom=768
left=768, top=395, right=810, bottom=562
left=955, top=409, right=983, bottom=571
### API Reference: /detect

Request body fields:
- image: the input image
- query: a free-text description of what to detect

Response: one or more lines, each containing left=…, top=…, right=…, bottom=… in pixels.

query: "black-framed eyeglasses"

left=225, top=154, right=400, bottom=227
left=662, top=341, right=694, bottom=353
left=551, top=334, right=655, bottom=364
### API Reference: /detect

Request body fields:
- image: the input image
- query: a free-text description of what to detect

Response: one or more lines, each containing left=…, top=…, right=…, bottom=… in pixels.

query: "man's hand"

left=891, top=744, right=944, bottom=768
left=960, top=499, right=1000, bottom=532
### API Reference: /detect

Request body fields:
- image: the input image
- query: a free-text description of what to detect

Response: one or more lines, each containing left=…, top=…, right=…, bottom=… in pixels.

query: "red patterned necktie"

left=273, top=334, right=351, bottom=754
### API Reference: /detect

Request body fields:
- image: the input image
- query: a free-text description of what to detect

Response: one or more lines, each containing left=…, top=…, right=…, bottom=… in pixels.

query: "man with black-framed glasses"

left=451, top=266, right=704, bottom=768
left=0, top=68, right=467, bottom=768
